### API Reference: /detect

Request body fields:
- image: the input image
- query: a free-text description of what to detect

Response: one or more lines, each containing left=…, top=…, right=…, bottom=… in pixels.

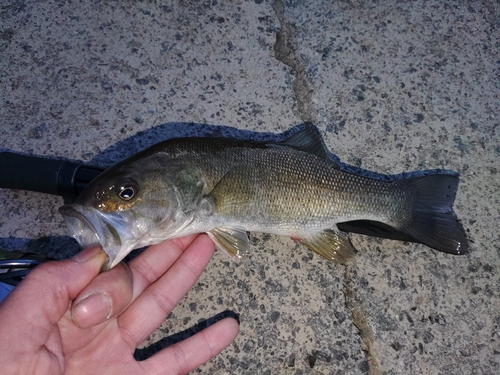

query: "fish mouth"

left=59, top=205, right=135, bottom=270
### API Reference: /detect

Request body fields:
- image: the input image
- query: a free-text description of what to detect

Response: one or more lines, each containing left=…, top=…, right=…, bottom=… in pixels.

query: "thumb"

left=0, top=247, right=107, bottom=349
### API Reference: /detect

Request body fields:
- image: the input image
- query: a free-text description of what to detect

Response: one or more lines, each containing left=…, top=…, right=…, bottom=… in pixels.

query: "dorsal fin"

left=275, top=125, right=330, bottom=160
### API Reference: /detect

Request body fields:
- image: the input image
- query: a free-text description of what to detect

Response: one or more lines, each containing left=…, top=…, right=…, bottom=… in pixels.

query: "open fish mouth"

left=59, top=205, right=133, bottom=269
left=59, top=206, right=103, bottom=248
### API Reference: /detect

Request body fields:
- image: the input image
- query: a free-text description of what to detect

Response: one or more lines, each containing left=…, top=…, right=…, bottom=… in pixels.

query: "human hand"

left=0, top=234, right=239, bottom=374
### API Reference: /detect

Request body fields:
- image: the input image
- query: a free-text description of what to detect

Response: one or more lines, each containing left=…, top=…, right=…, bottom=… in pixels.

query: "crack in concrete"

left=271, top=0, right=315, bottom=124
left=271, top=1, right=382, bottom=372
left=344, top=264, right=383, bottom=375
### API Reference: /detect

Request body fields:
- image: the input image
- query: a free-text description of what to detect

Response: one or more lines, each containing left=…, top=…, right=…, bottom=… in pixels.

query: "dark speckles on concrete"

left=1, top=0, right=500, bottom=374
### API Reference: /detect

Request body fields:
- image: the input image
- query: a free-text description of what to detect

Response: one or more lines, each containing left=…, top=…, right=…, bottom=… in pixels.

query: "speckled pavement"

left=1, top=1, right=499, bottom=374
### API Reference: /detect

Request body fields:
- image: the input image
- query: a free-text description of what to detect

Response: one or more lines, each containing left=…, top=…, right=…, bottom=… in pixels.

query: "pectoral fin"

left=298, top=230, right=355, bottom=264
left=208, top=227, right=250, bottom=262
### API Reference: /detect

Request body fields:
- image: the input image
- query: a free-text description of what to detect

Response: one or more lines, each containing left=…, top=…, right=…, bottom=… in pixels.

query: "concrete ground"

left=1, top=0, right=499, bottom=374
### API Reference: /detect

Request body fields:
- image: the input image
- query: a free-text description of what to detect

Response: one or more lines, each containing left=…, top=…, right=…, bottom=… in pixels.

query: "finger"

left=71, top=262, right=133, bottom=328
left=142, top=317, right=240, bottom=375
left=70, top=235, right=200, bottom=329
left=118, top=234, right=215, bottom=346
left=0, top=247, right=106, bottom=350
left=128, top=234, right=201, bottom=301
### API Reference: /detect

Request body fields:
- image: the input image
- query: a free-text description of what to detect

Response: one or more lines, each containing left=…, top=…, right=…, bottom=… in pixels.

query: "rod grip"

left=0, top=152, right=103, bottom=198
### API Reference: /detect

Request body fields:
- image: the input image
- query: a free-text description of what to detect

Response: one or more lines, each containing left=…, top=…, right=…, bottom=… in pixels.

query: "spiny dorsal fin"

left=208, top=227, right=250, bottom=262
left=275, top=125, right=331, bottom=160
left=298, top=229, right=356, bottom=264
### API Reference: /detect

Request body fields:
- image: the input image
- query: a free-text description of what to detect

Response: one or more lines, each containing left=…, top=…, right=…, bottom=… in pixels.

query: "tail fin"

left=394, top=175, right=469, bottom=255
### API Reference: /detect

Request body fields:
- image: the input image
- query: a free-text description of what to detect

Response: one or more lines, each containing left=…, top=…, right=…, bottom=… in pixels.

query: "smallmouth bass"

left=59, top=126, right=468, bottom=270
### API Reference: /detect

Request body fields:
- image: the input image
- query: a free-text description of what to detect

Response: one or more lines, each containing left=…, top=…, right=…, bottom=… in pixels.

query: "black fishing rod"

left=0, top=151, right=104, bottom=199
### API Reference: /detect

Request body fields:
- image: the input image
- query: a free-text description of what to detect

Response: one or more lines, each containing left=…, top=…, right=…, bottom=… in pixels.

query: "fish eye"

left=119, top=187, right=135, bottom=200
left=117, top=182, right=139, bottom=201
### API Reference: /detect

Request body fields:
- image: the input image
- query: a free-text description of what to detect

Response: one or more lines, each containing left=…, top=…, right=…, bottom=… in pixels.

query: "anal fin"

left=298, top=229, right=356, bottom=264
left=208, top=227, right=250, bottom=262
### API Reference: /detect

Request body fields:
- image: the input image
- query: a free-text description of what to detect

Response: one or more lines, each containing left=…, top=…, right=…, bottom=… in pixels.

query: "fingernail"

left=71, top=247, right=106, bottom=263
left=72, top=292, right=113, bottom=328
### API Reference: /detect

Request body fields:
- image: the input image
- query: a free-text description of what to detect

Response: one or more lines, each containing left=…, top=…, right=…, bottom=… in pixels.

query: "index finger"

left=128, top=234, right=202, bottom=301
left=117, top=234, right=215, bottom=346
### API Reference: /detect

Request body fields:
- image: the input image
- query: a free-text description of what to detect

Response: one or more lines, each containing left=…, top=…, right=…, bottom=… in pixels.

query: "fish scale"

left=206, top=146, right=397, bottom=235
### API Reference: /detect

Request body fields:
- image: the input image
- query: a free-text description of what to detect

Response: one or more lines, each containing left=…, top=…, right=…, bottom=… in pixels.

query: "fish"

left=59, top=126, right=469, bottom=270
